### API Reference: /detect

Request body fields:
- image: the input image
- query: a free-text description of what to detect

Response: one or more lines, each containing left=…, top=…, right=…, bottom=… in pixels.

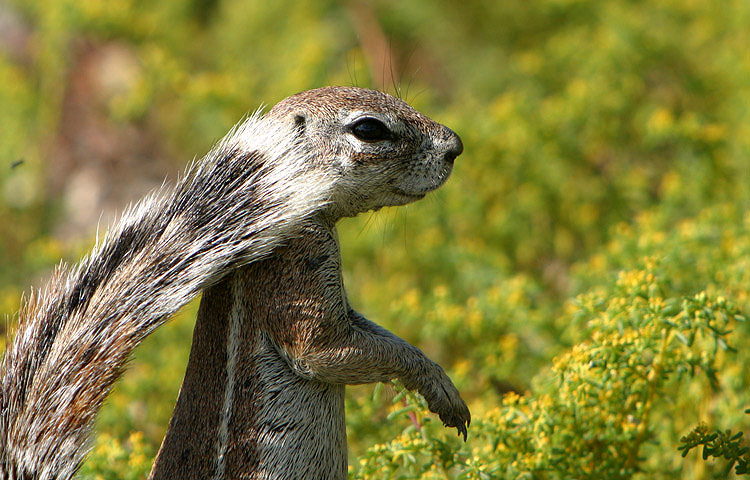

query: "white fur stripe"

left=213, top=277, right=243, bottom=479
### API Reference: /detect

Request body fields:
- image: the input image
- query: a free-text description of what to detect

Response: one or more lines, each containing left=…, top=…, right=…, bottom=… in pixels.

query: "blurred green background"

left=1, top=0, right=749, bottom=478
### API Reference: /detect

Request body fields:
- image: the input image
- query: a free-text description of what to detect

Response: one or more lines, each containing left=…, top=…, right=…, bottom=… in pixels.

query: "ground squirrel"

left=0, top=86, right=469, bottom=479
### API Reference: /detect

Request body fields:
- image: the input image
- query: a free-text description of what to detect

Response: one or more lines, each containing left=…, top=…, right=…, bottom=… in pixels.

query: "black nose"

left=443, top=127, right=463, bottom=163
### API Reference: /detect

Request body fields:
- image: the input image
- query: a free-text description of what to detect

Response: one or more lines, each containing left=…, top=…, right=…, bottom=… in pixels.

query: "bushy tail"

left=0, top=114, right=331, bottom=479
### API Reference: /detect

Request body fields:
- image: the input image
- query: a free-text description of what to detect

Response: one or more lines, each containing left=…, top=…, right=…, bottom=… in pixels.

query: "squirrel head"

left=267, top=86, right=462, bottom=219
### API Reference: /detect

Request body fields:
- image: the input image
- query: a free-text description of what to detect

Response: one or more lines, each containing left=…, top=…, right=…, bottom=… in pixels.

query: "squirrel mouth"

left=393, top=176, right=449, bottom=199
left=393, top=188, right=427, bottom=200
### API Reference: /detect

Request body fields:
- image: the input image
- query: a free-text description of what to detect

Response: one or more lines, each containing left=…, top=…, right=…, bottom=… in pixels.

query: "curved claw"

left=456, top=422, right=468, bottom=441
left=414, top=363, right=471, bottom=441
left=437, top=396, right=471, bottom=441
left=452, top=412, right=471, bottom=441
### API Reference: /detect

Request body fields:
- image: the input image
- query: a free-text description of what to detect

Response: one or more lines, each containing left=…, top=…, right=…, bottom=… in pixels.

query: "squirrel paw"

left=417, top=366, right=471, bottom=441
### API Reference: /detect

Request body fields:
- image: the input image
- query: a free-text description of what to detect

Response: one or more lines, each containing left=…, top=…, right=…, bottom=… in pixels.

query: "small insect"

left=10, top=158, right=25, bottom=169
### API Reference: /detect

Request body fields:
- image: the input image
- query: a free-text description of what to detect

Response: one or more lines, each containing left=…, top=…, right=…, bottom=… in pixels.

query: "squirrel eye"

left=349, top=117, right=391, bottom=142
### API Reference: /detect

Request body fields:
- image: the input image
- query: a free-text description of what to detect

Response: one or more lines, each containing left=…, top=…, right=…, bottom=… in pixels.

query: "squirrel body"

left=149, top=219, right=350, bottom=479
left=0, top=87, right=468, bottom=479
left=150, top=217, right=469, bottom=480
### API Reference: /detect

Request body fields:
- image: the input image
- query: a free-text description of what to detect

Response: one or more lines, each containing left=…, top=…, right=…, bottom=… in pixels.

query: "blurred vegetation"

left=1, top=0, right=749, bottom=478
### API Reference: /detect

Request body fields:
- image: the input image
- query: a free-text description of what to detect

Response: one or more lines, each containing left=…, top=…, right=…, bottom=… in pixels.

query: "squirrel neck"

left=149, top=218, right=348, bottom=480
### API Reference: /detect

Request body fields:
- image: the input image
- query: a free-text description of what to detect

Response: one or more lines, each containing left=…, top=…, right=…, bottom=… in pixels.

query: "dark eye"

left=349, top=117, right=391, bottom=142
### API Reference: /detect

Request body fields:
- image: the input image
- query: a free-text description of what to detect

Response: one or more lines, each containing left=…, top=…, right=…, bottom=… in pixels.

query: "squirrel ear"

left=293, top=114, right=306, bottom=136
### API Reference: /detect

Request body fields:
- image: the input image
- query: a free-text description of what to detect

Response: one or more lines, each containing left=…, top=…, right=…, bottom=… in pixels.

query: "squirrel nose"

left=442, top=127, right=463, bottom=163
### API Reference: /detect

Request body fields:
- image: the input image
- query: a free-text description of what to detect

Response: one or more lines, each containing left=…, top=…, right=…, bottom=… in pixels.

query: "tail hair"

left=0, top=113, right=332, bottom=479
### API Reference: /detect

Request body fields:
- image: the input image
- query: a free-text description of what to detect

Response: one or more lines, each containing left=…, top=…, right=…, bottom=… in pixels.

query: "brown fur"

left=1, top=87, right=466, bottom=480
left=151, top=87, right=469, bottom=479
left=152, top=217, right=468, bottom=479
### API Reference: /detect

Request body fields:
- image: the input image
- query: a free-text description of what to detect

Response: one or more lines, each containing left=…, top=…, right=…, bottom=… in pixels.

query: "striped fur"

left=1, top=112, right=332, bottom=479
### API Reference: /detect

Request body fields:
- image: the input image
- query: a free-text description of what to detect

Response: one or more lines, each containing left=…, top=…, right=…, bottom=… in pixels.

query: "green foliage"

left=352, top=388, right=471, bottom=479
left=679, top=420, right=750, bottom=478
left=78, top=432, right=153, bottom=480
left=484, top=282, right=742, bottom=478
left=2, top=0, right=750, bottom=478
left=354, top=205, right=750, bottom=479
